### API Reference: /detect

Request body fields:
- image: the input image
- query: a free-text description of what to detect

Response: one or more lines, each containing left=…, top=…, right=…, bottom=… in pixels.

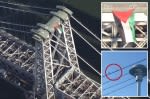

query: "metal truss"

left=54, top=16, right=100, bottom=99
left=32, top=6, right=74, bottom=99
left=101, top=22, right=147, bottom=48
left=51, top=32, right=101, bottom=99
left=56, top=67, right=100, bottom=99
left=62, top=17, right=80, bottom=68
left=0, top=6, right=136, bottom=99
left=0, top=30, right=35, bottom=73
left=34, top=37, right=55, bottom=99
left=0, top=29, right=35, bottom=98
left=0, top=55, right=34, bottom=88
left=32, top=6, right=101, bottom=99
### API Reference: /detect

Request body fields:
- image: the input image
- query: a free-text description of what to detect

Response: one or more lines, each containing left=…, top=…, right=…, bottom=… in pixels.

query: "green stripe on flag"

left=128, top=13, right=136, bottom=42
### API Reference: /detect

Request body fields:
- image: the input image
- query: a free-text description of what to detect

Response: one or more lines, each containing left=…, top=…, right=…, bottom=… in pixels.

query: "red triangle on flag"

left=112, top=9, right=134, bottom=23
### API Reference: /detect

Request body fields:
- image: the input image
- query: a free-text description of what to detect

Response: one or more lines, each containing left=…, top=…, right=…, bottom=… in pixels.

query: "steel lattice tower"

left=0, top=5, right=133, bottom=99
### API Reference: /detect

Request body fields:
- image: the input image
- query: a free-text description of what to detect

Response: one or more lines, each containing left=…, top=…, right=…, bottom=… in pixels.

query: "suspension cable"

left=102, top=72, right=129, bottom=85
left=0, top=0, right=56, bottom=10
left=102, top=58, right=146, bottom=77
left=103, top=77, right=134, bottom=91
left=0, top=20, right=36, bottom=28
left=71, top=16, right=101, bottom=42
left=0, top=26, right=32, bottom=34
left=0, top=5, right=50, bottom=16
left=72, top=27, right=101, bottom=55
left=50, top=33, right=101, bottom=76
left=103, top=81, right=136, bottom=96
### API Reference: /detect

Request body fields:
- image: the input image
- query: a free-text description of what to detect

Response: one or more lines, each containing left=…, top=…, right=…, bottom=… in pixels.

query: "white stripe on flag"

left=121, top=20, right=135, bottom=42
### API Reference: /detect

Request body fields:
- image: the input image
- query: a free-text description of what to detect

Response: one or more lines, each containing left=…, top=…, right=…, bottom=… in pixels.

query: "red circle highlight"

left=105, top=64, right=123, bottom=81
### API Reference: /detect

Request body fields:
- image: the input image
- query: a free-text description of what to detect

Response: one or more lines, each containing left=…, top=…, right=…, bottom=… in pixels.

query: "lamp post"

left=129, top=64, right=147, bottom=96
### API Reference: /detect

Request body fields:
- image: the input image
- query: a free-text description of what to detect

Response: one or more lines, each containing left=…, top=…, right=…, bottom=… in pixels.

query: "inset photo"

left=101, top=51, right=148, bottom=97
left=101, top=2, right=148, bottom=49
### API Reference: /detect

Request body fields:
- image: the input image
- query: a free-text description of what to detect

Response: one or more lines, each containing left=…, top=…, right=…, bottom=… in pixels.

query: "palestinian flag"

left=112, top=9, right=136, bottom=43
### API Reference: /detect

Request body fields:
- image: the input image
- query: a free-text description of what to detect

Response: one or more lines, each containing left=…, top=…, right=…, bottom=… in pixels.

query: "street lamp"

left=129, top=64, right=147, bottom=96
